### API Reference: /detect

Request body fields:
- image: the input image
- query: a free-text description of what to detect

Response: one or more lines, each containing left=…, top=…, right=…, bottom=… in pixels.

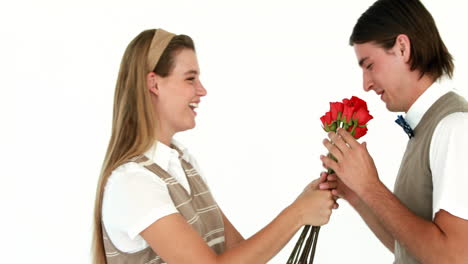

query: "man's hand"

left=320, top=128, right=380, bottom=196
left=319, top=173, right=359, bottom=205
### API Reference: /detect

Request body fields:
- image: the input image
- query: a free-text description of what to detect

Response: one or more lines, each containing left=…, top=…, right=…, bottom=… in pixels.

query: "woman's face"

left=152, top=49, right=207, bottom=136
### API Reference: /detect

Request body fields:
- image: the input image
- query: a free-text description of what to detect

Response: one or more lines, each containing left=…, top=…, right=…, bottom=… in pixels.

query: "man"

left=319, top=0, right=468, bottom=263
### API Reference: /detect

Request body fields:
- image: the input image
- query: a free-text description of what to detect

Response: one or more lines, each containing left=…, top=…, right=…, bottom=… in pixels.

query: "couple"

left=91, top=0, right=468, bottom=263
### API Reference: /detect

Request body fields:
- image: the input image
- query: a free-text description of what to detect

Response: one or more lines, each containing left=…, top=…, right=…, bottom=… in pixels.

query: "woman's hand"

left=318, top=172, right=361, bottom=207
left=292, top=175, right=335, bottom=226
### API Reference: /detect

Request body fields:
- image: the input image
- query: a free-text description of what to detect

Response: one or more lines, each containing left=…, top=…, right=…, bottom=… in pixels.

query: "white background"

left=1, top=0, right=467, bottom=263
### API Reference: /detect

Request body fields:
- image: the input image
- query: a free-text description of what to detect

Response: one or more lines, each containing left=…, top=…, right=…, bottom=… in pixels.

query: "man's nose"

left=363, top=71, right=373, bottom=92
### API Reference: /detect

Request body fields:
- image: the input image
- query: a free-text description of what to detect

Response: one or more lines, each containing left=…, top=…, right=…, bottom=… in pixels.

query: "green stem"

left=299, top=227, right=315, bottom=263
left=327, top=154, right=336, bottom=175
left=309, top=226, right=321, bottom=263
left=286, top=225, right=310, bottom=264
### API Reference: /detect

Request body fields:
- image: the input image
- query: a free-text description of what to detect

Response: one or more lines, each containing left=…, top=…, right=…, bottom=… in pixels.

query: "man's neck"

left=404, top=74, right=435, bottom=113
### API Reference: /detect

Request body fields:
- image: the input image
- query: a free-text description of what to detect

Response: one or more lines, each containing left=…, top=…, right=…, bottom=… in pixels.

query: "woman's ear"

left=394, top=34, right=411, bottom=63
left=146, top=72, right=159, bottom=96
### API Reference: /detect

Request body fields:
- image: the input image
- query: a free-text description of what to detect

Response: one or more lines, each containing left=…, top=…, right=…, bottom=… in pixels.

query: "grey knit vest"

left=393, top=92, right=468, bottom=263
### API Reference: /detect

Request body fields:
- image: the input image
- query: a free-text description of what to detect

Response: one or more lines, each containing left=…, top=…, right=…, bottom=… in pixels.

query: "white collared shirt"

left=102, top=139, right=208, bottom=253
left=405, top=82, right=468, bottom=220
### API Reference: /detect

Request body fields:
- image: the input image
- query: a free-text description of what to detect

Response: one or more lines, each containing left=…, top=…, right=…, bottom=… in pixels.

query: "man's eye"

left=366, top=63, right=373, bottom=70
left=186, top=77, right=195, bottom=81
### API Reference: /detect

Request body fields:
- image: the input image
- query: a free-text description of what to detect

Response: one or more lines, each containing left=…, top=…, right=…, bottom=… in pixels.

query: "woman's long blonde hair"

left=91, top=29, right=194, bottom=264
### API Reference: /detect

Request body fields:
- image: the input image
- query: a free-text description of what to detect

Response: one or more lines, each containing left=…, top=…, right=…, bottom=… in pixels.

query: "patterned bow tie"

left=395, top=115, right=414, bottom=139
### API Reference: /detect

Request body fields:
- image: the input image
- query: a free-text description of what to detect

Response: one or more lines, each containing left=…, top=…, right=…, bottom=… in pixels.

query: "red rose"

left=352, top=126, right=368, bottom=138
left=341, top=99, right=356, bottom=123
left=329, top=102, right=344, bottom=121
left=320, top=111, right=337, bottom=132
left=342, top=96, right=372, bottom=125
left=353, top=107, right=373, bottom=125
left=349, top=96, right=368, bottom=111
left=320, top=111, right=332, bottom=127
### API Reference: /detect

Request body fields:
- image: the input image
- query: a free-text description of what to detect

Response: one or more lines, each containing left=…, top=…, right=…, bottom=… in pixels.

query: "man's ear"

left=146, top=72, right=160, bottom=96
left=394, top=34, right=411, bottom=63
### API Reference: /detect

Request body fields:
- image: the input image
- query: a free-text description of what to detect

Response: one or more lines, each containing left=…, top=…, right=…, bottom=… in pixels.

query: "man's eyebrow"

left=184, top=70, right=199, bottom=75
left=358, top=57, right=369, bottom=67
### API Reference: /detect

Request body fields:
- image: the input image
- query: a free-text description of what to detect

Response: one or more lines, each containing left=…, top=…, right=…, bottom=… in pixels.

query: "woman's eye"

left=366, top=63, right=373, bottom=70
left=186, top=77, right=195, bottom=81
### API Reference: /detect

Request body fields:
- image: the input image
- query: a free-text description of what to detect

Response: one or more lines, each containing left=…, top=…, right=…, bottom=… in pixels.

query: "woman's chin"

left=177, top=121, right=196, bottom=133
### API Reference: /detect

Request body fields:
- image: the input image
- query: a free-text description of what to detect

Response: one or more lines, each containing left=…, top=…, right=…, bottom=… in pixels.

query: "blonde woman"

left=92, top=28, right=336, bottom=264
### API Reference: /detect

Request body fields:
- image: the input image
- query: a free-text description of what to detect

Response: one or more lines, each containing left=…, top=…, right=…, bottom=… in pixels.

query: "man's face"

left=353, top=41, right=411, bottom=112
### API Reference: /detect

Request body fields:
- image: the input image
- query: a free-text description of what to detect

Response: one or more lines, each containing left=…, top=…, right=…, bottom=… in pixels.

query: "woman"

left=91, top=28, right=336, bottom=264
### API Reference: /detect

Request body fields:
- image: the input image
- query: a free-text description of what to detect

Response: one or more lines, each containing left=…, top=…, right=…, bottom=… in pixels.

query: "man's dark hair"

left=349, top=0, right=454, bottom=80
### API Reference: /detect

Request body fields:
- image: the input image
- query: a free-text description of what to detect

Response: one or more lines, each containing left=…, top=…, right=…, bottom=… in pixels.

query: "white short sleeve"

left=431, top=112, right=468, bottom=220
left=102, top=162, right=178, bottom=248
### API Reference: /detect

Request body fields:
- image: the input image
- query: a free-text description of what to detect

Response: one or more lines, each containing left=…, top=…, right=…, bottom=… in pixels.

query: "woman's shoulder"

left=105, top=161, right=166, bottom=191
left=102, top=160, right=179, bottom=243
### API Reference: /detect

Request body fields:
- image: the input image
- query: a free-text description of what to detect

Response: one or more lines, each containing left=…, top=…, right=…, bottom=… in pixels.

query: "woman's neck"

left=156, top=125, right=174, bottom=146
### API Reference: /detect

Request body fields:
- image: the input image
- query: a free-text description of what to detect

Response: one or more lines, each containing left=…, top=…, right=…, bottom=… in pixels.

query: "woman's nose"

left=197, top=81, right=207, bottom=96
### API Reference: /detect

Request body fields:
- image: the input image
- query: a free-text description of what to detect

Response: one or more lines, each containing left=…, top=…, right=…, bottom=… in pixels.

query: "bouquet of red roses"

left=286, top=96, right=373, bottom=264
left=321, top=96, right=373, bottom=138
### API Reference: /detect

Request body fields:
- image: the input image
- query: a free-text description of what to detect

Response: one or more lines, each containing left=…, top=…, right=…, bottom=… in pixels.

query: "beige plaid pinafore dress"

left=102, top=149, right=225, bottom=263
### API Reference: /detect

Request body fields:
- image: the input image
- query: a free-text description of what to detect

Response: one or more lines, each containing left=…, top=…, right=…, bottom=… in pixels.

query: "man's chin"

left=386, top=103, right=404, bottom=113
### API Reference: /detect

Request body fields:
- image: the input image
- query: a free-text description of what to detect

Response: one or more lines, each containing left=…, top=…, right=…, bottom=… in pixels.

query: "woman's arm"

left=141, top=179, right=334, bottom=264
left=220, top=210, right=245, bottom=250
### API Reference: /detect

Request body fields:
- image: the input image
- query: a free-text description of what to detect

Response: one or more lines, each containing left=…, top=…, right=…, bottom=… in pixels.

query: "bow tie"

left=395, top=115, right=414, bottom=139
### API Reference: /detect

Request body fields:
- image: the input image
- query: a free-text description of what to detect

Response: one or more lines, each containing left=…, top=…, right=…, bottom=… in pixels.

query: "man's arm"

left=358, top=181, right=468, bottom=264
left=349, top=193, right=395, bottom=252
left=321, top=129, right=468, bottom=264
left=321, top=173, right=394, bottom=252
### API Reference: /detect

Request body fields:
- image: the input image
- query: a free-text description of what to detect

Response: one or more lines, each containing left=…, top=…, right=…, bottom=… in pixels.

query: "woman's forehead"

left=172, top=49, right=199, bottom=74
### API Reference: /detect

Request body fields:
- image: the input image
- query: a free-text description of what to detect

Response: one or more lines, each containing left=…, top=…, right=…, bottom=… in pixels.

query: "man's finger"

left=327, top=174, right=337, bottom=181
left=320, top=154, right=339, bottom=174
left=319, top=171, right=328, bottom=183
left=329, top=131, right=351, bottom=153
left=323, top=138, right=344, bottom=162
left=337, top=128, right=360, bottom=149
